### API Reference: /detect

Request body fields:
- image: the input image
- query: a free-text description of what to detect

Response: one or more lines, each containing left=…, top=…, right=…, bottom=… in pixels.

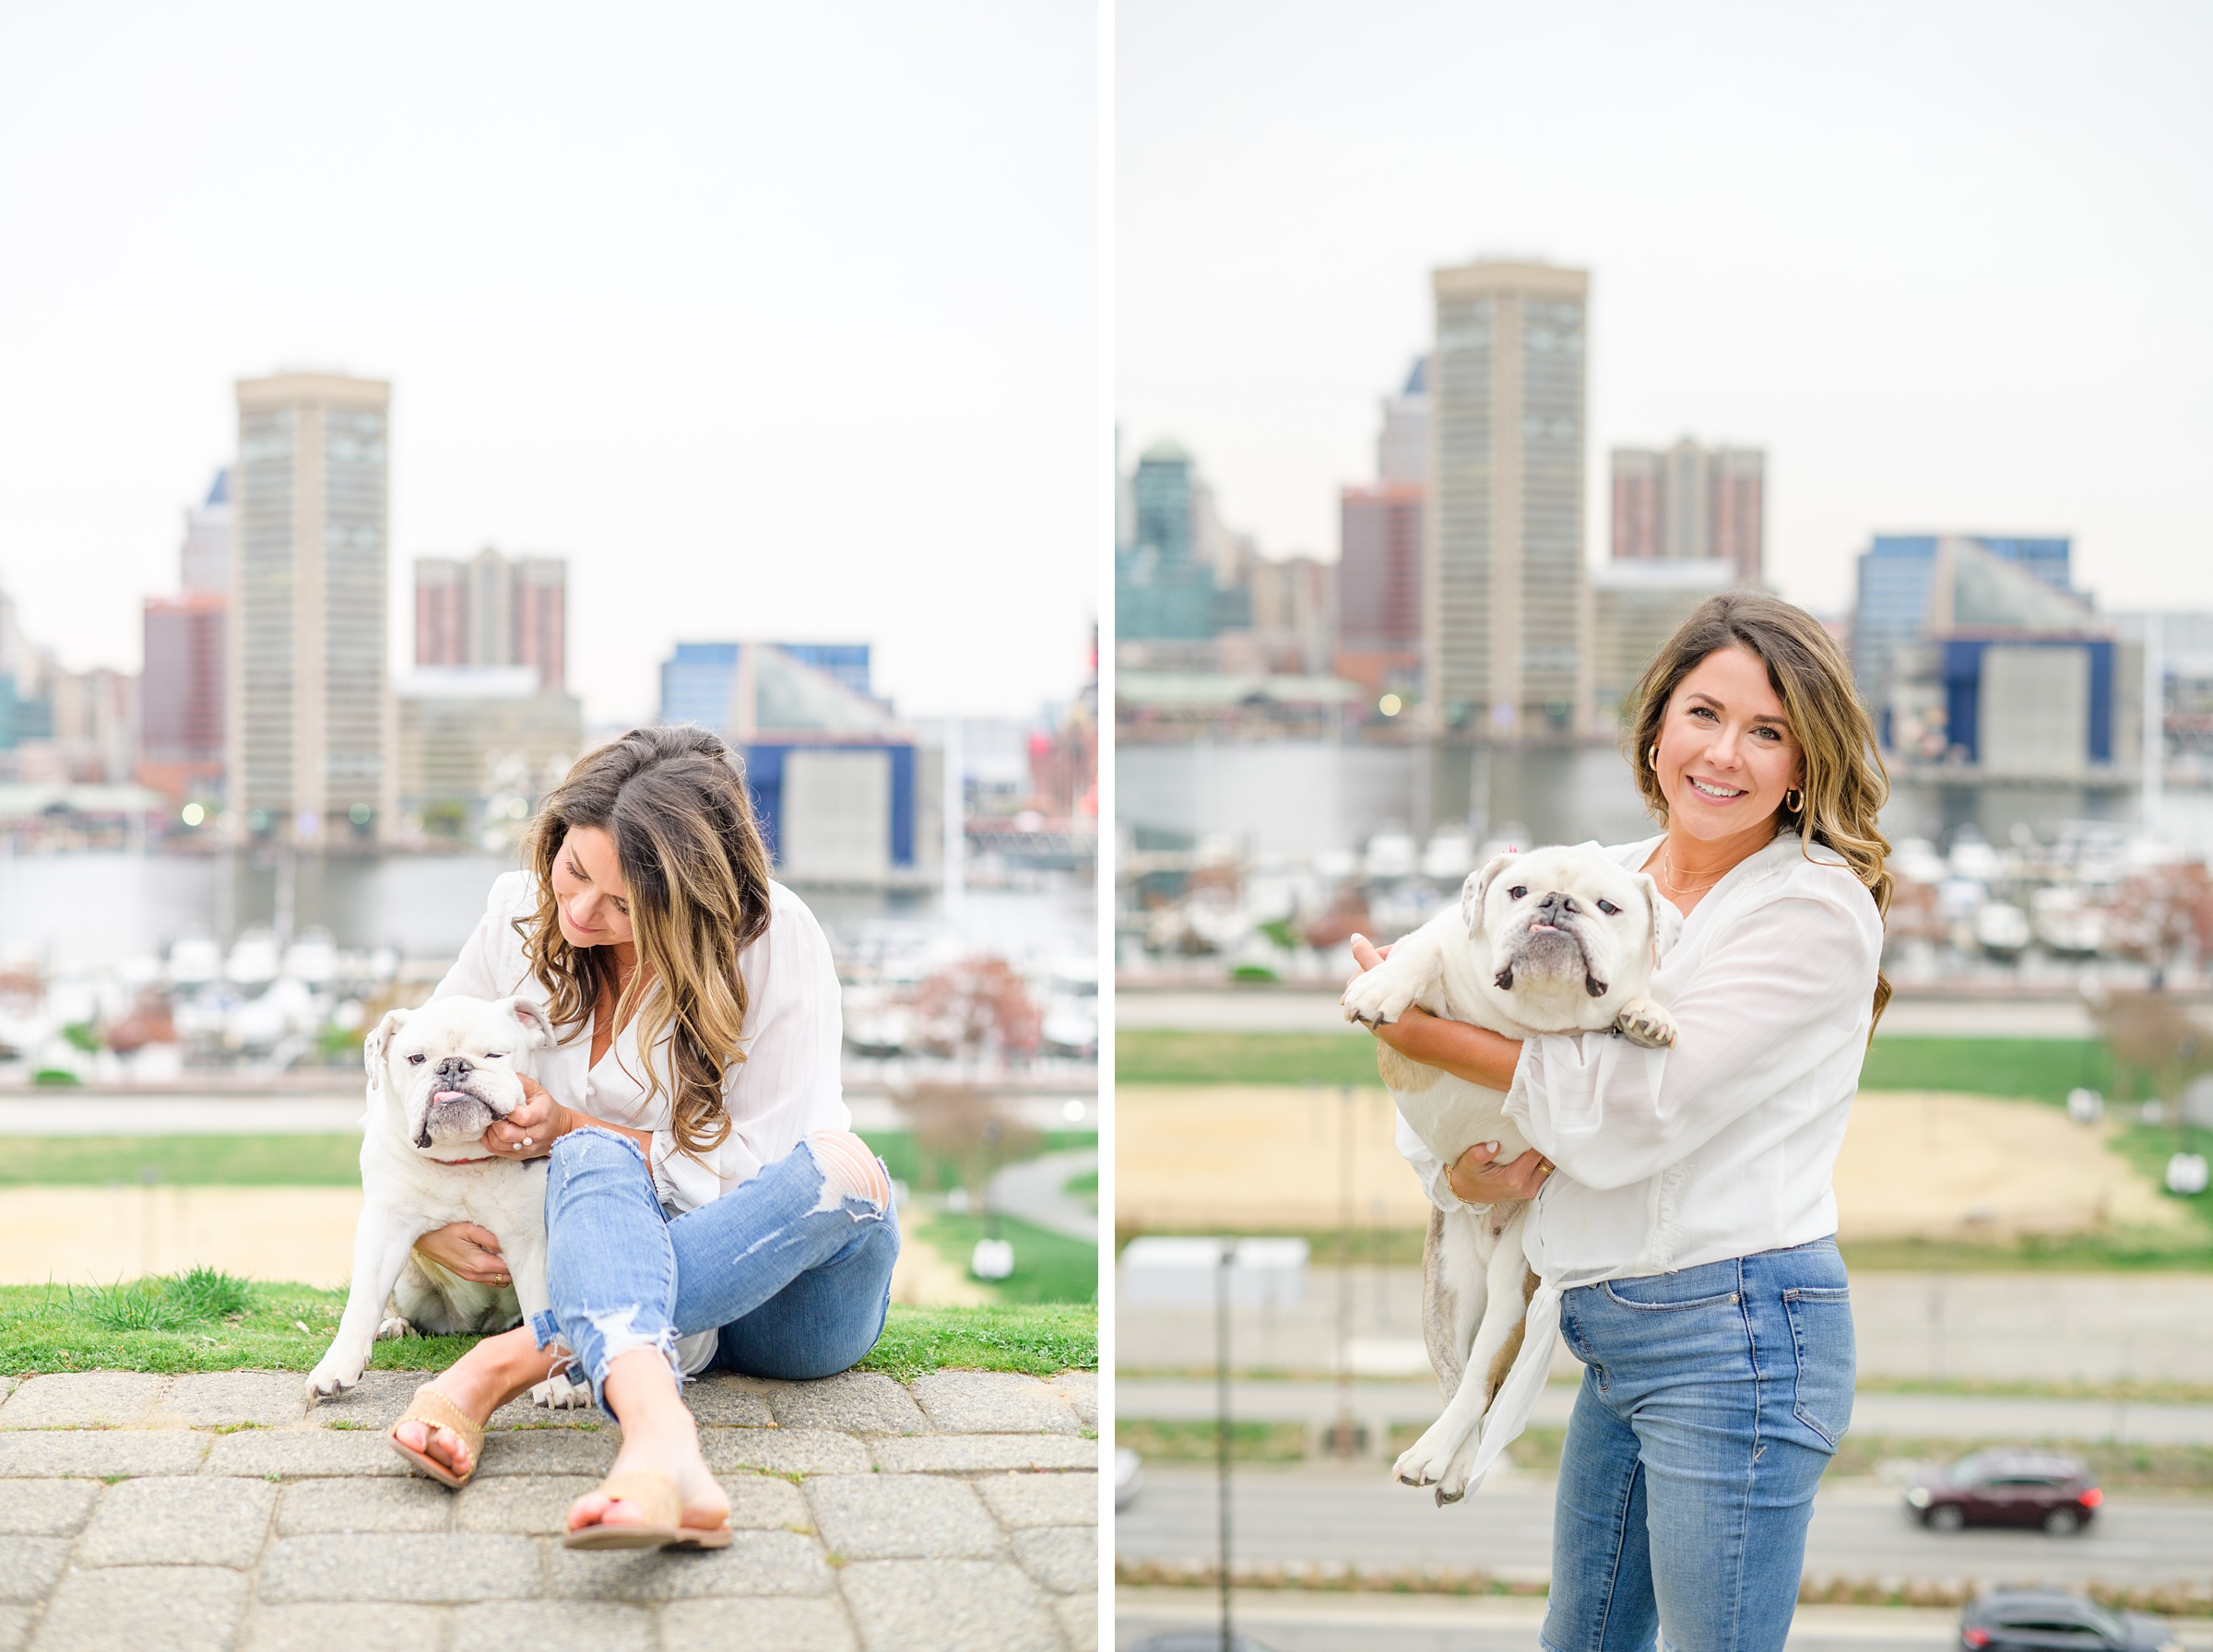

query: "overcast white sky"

left=0, top=1, right=1096, bottom=726
left=1118, top=0, right=2213, bottom=620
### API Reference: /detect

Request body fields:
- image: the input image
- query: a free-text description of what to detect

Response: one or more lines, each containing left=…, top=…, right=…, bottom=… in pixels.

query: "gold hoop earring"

left=1648, top=746, right=1659, bottom=770
left=1785, top=786, right=1804, bottom=812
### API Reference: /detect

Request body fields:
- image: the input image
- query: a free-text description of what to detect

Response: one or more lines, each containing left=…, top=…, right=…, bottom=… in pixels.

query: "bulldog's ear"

left=1637, top=872, right=1686, bottom=964
left=363, top=1008, right=410, bottom=1081
left=1461, top=852, right=1519, bottom=934
left=497, top=996, right=555, bottom=1049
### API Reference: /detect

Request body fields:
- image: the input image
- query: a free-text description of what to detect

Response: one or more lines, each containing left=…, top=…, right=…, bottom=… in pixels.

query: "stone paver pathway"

left=0, top=1367, right=1097, bottom=1652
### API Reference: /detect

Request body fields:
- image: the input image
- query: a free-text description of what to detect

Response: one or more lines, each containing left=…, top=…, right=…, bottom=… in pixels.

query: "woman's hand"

left=1445, top=1141, right=1555, bottom=1204
left=482, top=1075, right=574, bottom=1161
left=414, top=1221, right=513, bottom=1286
left=1347, top=933, right=1392, bottom=976
left=1347, top=931, right=1524, bottom=1090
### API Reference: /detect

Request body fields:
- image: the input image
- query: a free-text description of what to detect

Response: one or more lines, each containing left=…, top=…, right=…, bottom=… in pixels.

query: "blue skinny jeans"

left=1542, top=1237, right=1855, bottom=1652
left=530, top=1127, right=899, bottom=1412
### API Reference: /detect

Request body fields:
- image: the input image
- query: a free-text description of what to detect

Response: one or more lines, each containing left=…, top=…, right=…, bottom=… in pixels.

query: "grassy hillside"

left=0, top=1269, right=1095, bottom=1378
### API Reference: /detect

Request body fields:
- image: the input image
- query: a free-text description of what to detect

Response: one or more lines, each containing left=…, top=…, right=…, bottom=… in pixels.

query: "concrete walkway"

left=990, top=1150, right=1101, bottom=1244
left=0, top=1366, right=1098, bottom=1652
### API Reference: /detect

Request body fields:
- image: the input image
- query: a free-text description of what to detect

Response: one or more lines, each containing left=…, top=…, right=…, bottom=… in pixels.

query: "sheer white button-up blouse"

left=1392, top=827, right=1883, bottom=1492
left=422, top=869, right=849, bottom=1374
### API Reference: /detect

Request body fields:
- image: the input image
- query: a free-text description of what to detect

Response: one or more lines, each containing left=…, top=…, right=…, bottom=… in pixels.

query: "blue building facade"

left=1852, top=533, right=2076, bottom=739
left=1939, top=637, right=2115, bottom=765
left=657, top=641, right=918, bottom=876
left=736, top=741, right=917, bottom=868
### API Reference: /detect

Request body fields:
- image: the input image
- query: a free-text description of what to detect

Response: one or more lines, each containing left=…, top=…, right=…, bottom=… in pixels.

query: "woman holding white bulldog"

left=384, top=726, right=898, bottom=1550
left=1355, top=593, right=1888, bottom=1650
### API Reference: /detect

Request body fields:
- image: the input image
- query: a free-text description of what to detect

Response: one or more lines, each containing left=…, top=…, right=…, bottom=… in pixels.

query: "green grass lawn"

left=1118, top=1029, right=2124, bottom=1095
left=0, top=1270, right=1095, bottom=1379
left=0, top=1135, right=365, bottom=1186
left=0, top=1129, right=1102, bottom=1191
left=866, top=1130, right=1098, bottom=1197
left=919, top=1209, right=1098, bottom=1304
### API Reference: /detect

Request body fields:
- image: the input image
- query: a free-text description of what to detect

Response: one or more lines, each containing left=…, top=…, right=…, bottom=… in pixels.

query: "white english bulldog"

left=1341, top=844, right=1682, bottom=1503
left=306, top=994, right=559, bottom=1401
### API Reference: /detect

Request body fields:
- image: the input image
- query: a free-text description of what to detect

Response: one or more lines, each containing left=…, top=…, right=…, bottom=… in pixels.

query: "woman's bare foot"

left=389, top=1326, right=553, bottom=1480
left=566, top=1348, right=729, bottom=1538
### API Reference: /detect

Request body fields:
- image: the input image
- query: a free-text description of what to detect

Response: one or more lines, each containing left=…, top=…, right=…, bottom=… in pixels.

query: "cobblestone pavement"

left=0, top=1367, right=1098, bottom=1652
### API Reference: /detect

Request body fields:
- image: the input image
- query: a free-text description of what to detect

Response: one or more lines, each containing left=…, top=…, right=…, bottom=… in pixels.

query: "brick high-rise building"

left=1335, top=481, right=1424, bottom=694
left=140, top=466, right=234, bottom=806
left=231, top=372, right=392, bottom=845
left=1426, top=259, right=1589, bottom=738
left=513, top=557, right=566, bottom=691
left=140, top=593, right=226, bottom=803
left=416, top=559, right=467, bottom=667
left=1610, top=438, right=1764, bottom=584
left=414, top=549, right=566, bottom=690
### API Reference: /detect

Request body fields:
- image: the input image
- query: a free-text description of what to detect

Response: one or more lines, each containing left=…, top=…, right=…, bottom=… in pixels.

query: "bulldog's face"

left=1461, top=846, right=1682, bottom=1008
left=365, top=996, right=552, bottom=1157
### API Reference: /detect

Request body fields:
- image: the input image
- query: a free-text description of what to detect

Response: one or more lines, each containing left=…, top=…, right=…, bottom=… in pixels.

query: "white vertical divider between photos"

left=1093, top=0, right=1118, bottom=1634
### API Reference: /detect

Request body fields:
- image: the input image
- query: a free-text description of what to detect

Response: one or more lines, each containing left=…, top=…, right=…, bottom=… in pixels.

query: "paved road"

left=1114, top=1591, right=2213, bottom=1652
left=992, top=1148, right=1102, bottom=1243
left=1120, top=1267, right=2213, bottom=1386
left=1118, top=1377, right=2213, bottom=1446
left=1116, top=1463, right=2213, bottom=1595
left=1115, top=988, right=2106, bottom=1040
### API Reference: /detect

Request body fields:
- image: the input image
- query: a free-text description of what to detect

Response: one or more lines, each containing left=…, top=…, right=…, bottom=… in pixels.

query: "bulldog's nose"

left=1536, top=891, right=1576, bottom=918
left=434, top=1056, right=472, bottom=1085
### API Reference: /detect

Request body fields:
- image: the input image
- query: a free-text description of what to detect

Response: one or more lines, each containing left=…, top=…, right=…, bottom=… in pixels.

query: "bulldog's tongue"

left=434, top=1089, right=468, bottom=1103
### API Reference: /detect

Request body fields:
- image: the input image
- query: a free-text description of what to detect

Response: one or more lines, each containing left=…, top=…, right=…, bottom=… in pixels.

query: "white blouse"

left=426, top=869, right=850, bottom=1215
left=1392, top=828, right=1883, bottom=1492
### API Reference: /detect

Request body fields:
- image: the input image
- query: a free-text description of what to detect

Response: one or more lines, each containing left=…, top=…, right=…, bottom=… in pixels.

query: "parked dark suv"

left=1906, top=1449, right=2102, bottom=1534
left=1959, top=1587, right=2181, bottom=1652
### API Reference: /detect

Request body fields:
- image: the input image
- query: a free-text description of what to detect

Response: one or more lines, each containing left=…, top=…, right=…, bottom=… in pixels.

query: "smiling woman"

left=1366, top=591, right=1896, bottom=1647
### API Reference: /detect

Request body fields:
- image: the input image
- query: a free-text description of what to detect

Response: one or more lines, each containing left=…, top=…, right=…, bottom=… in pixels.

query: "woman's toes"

left=435, top=1427, right=471, bottom=1476
left=567, top=1492, right=647, bottom=1532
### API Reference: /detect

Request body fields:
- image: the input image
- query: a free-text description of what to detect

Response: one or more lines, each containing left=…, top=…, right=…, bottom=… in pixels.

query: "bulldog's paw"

left=1342, top=967, right=1417, bottom=1030
left=375, top=1316, right=417, bottom=1342
left=1430, top=1424, right=1491, bottom=1505
left=529, top=1374, right=595, bottom=1410
left=303, top=1358, right=365, bottom=1401
left=1615, top=995, right=1677, bottom=1049
left=1391, top=1414, right=1477, bottom=1494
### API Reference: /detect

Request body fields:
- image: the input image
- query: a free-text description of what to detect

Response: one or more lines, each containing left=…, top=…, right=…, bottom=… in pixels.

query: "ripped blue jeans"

left=529, top=1127, right=899, bottom=1413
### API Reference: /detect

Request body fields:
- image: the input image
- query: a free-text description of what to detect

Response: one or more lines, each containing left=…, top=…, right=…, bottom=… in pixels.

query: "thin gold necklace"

left=1659, top=843, right=1730, bottom=896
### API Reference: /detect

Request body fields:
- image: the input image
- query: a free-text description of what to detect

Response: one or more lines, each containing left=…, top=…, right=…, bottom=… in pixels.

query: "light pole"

left=1215, top=1236, right=1233, bottom=1652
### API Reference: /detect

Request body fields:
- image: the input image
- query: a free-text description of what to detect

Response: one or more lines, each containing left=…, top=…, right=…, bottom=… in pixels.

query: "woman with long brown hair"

left=1352, top=592, right=1889, bottom=1646
left=382, top=725, right=898, bottom=1549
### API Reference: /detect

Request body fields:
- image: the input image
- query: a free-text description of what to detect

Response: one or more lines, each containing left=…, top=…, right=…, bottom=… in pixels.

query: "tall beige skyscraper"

left=1425, top=260, right=1590, bottom=739
left=230, top=372, right=392, bottom=846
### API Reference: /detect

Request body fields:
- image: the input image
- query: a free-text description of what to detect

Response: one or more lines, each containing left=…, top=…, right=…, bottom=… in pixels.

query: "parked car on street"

left=1959, top=1587, right=2182, bottom=1652
left=1907, top=1449, right=2102, bottom=1534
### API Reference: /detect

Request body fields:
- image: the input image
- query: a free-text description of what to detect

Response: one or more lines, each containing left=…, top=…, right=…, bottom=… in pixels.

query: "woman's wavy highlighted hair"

left=514, top=726, right=775, bottom=1155
left=1623, top=591, right=1895, bottom=1029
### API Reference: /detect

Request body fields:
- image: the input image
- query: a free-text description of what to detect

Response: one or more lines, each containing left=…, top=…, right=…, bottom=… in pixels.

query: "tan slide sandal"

left=384, top=1386, right=485, bottom=1489
left=562, top=1468, right=734, bottom=1552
